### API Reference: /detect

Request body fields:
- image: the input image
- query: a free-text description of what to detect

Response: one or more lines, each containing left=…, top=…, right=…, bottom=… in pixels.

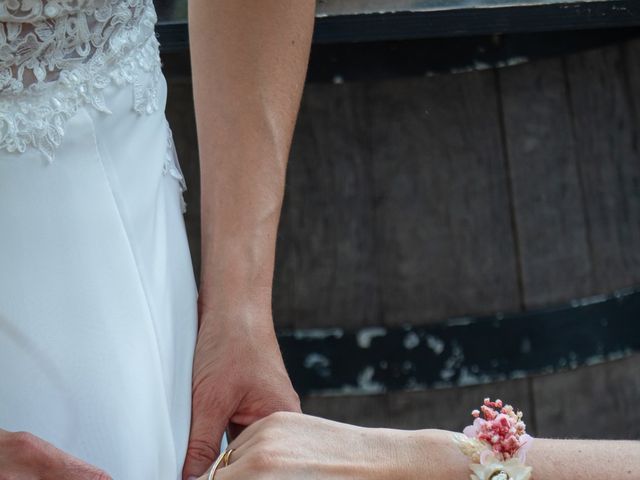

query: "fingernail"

left=187, top=476, right=197, bottom=480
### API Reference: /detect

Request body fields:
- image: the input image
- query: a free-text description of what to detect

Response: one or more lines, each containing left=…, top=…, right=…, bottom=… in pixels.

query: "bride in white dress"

left=0, top=1, right=199, bottom=478
left=0, top=1, right=314, bottom=478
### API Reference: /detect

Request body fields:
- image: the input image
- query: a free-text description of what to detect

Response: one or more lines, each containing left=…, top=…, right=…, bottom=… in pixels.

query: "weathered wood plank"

left=368, top=72, right=521, bottom=326
left=301, top=394, right=391, bottom=429
left=273, top=82, right=379, bottom=329
left=302, top=378, right=533, bottom=433
left=623, top=36, right=640, bottom=181
left=386, top=378, right=533, bottom=433
left=499, top=57, right=594, bottom=308
left=563, top=43, right=640, bottom=293
left=533, top=353, right=640, bottom=439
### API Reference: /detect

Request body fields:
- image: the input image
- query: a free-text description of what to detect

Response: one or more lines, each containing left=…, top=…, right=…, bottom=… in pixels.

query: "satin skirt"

left=0, top=70, right=198, bottom=479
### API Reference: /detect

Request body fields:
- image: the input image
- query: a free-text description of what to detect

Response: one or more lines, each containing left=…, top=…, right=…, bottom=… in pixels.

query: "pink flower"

left=462, top=398, right=533, bottom=462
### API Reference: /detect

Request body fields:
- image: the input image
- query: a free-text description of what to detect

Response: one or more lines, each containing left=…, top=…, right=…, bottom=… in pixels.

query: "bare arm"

left=184, top=2, right=316, bottom=478
left=413, top=428, right=640, bottom=480
left=189, top=0, right=315, bottom=312
left=211, top=412, right=640, bottom=480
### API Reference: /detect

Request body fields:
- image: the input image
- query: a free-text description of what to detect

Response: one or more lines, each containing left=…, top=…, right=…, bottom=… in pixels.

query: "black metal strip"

left=303, top=27, right=640, bottom=83
left=312, top=1, right=640, bottom=44
left=277, top=288, right=640, bottom=396
left=156, top=1, right=640, bottom=52
left=160, top=27, right=640, bottom=80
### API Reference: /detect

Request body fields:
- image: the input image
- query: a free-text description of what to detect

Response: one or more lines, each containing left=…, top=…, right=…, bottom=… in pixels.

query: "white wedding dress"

left=0, top=1, right=200, bottom=478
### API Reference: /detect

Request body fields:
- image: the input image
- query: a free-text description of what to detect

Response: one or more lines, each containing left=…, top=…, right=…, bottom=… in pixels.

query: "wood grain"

left=499, top=57, right=594, bottom=308
left=273, top=82, right=379, bottom=329
left=368, top=72, right=521, bottom=326
left=563, top=43, right=640, bottom=293
left=303, top=378, right=533, bottom=433
left=533, top=353, right=640, bottom=439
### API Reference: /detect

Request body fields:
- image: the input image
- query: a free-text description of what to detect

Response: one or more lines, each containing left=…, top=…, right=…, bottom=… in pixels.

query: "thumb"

left=182, top=404, right=228, bottom=480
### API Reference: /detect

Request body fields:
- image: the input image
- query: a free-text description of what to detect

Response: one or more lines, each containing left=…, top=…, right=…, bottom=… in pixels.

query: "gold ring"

left=207, top=448, right=235, bottom=480
left=222, top=448, right=235, bottom=466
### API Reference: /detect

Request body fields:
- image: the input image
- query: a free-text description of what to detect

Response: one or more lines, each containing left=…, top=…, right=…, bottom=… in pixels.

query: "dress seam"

left=79, top=106, right=179, bottom=474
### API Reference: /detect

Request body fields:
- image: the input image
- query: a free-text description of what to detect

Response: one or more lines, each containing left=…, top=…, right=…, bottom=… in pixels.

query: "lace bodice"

left=0, top=0, right=163, bottom=162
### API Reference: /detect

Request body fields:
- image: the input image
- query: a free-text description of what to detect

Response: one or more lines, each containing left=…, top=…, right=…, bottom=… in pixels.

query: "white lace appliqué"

left=0, top=0, right=163, bottom=162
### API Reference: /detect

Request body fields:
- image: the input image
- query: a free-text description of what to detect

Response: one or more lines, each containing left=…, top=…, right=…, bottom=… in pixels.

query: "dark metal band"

left=157, top=1, right=640, bottom=52
left=278, top=288, right=640, bottom=396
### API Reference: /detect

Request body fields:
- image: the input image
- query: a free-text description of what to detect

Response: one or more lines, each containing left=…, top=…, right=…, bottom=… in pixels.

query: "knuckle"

left=287, top=388, right=301, bottom=404
left=265, top=410, right=296, bottom=426
left=246, top=449, right=279, bottom=472
left=7, top=431, right=55, bottom=473
left=91, top=470, right=113, bottom=480
left=187, top=438, right=218, bottom=463
left=264, top=410, right=290, bottom=425
left=253, top=428, right=277, bottom=446
left=10, top=430, right=46, bottom=458
left=269, top=410, right=289, bottom=420
left=63, top=460, right=113, bottom=480
left=248, top=414, right=273, bottom=433
left=11, top=430, right=36, bottom=448
left=65, top=454, right=113, bottom=478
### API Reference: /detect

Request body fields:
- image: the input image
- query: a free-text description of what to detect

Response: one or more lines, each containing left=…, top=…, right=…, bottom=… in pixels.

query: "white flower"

left=469, top=457, right=532, bottom=480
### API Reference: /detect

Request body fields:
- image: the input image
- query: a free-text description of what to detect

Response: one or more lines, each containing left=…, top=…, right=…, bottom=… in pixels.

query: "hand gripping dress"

left=0, top=1, right=199, bottom=478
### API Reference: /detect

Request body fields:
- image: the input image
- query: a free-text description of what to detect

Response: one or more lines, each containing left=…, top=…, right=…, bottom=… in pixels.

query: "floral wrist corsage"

left=453, top=398, right=534, bottom=480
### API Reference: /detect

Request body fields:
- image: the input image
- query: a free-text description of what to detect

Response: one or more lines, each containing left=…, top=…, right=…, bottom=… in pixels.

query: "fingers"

left=51, top=453, right=113, bottom=480
left=209, top=434, right=281, bottom=480
left=6, top=431, right=112, bottom=479
left=226, top=410, right=290, bottom=452
left=210, top=461, right=241, bottom=480
left=226, top=415, right=266, bottom=451
left=183, top=423, right=227, bottom=480
left=182, top=404, right=229, bottom=480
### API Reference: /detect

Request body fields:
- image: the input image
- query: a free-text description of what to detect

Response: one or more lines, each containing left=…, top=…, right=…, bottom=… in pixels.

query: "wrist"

left=197, top=280, right=272, bottom=318
left=198, top=256, right=274, bottom=318
left=198, top=246, right=276, bottom=317
left=196, top=299, right=277, bottom=342
left=363, top=427, right=436, bottom=480
left=389, top=428, right=469, bottom=480
left=195, top=285, right=279, bottom=350
left=369, top=428, right=409, bottom=480
left=199, top=204, right=280, bottom=297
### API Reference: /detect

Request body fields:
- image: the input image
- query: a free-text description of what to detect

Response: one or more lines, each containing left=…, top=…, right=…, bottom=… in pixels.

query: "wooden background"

left=164, top=34, right=640, bottom=439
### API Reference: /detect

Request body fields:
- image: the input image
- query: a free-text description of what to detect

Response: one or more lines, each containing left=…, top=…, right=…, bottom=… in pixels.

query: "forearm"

left=188, top=0, right=316, bottom=318
left=400, top=429, right=640, bottom=480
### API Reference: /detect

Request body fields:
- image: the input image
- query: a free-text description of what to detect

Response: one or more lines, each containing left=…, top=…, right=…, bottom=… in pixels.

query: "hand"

left=0, top=428, right=112, bottom=479
left=208, top=411, right=412, bottom=480
left=182, top=307, right=301, bottom=480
